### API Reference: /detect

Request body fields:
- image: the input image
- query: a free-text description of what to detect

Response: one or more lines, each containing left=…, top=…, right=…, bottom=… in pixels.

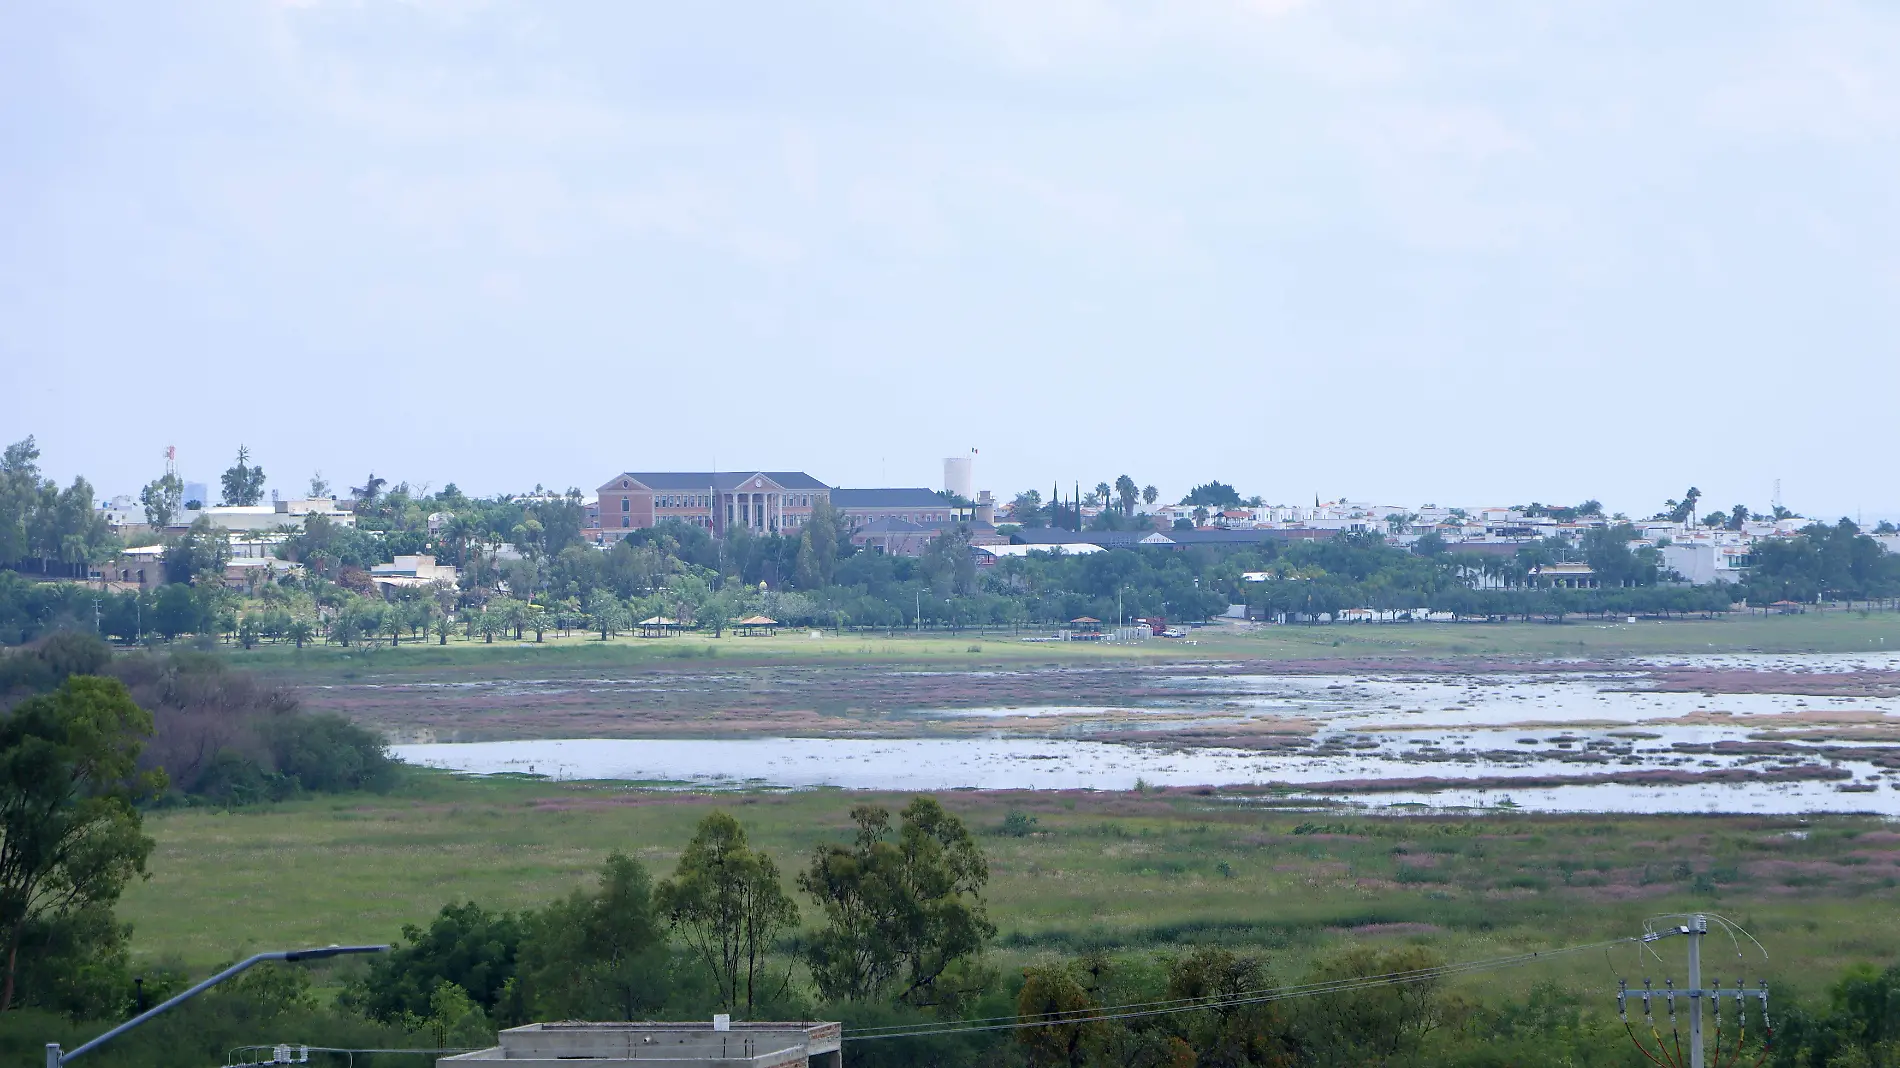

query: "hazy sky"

left=4, top=1, right=1896, bottom=520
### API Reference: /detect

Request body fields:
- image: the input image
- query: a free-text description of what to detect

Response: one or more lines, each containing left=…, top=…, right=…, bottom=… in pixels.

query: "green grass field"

left=218, top=610, right=1900, bottom=681
left=120, top=771, right=1899, bottom=1005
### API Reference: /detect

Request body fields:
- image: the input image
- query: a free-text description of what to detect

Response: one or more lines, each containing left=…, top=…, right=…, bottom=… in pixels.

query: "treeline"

left=0, top=437, right=117, bottom=574
left=0, top=632, right=396, bottom=805
left=1747, top=519, right=1900, bottom=603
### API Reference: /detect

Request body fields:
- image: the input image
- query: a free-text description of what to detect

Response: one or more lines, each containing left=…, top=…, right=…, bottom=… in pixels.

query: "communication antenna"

left=1615, top=913, right=1770, bottom=1068
left=165, top=446, right=177, bottom=479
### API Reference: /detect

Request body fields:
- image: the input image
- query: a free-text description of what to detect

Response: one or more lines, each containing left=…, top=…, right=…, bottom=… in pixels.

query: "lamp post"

left=47, top=944, right=387, bottom=1068
left=916, top=588, right=928, bottom=632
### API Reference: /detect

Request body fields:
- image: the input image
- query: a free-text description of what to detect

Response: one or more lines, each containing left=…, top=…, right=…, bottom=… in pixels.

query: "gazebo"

left=637, top=615, right=684, bottom=638
left=1068, top=616, right=1103, bottom=635
left=735, top=614, right=781, bottom=637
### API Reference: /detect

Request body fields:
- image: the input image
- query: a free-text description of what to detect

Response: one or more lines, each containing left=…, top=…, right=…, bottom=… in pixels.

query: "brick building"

left=829, top=487, right=963, bottom=528
left=595, top=472, right=830, bottom=542
left=594, top=473, right=974, bottom=546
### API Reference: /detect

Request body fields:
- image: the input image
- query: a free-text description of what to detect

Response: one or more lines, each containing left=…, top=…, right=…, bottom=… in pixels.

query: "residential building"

left=369, top=555, right=461, bottom=591
left=1660, top=541, right=1753, bottom=585
left=1532, top=561, right=1599, bottom=589
left=89, top=544, right=167, bottom=593
left=172, top=499, right=356, bottom=534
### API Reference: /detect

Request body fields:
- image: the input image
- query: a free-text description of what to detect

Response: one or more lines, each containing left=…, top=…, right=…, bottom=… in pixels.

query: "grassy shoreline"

left=219, top=612, right=1900, bottom=681
left=121, top=770, right=1898, bottom=1003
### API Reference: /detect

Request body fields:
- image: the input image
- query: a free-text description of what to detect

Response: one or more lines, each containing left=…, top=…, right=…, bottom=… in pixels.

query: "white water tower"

left=943, top=456, right=974, bottom=501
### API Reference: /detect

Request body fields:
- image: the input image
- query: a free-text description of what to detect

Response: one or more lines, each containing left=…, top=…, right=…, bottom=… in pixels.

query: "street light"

left=47, top=944, right=388, bottom=1068
left=916, top=588, right=929, bottom=632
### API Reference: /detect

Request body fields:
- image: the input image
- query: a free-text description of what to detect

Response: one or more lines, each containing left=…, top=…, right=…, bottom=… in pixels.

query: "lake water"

left=390, top=659, right=1900, bottom=814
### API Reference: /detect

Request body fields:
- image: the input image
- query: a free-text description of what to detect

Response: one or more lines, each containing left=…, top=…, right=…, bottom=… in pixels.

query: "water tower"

left=943, top=455, right=974, bottom=501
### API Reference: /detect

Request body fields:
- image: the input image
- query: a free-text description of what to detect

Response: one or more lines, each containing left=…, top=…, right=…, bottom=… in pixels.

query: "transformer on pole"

left=1617, top=913, right=1769, bottom=1068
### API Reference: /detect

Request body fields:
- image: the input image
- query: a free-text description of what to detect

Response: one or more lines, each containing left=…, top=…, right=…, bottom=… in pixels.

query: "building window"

left=621, top=498, right=630, bottom=512
left=621, top=516, right=630, bottom=528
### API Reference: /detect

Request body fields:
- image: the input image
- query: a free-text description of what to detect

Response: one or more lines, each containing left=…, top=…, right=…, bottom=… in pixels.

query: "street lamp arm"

left=52, top=945, right=388, bottom=1066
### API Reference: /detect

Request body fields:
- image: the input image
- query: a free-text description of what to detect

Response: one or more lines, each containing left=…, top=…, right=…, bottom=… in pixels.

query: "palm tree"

left=383, top=611, right=404, bottom=647
left=443, top=513, right=479, bottom=568
left=286, top=619, right=313, bottom=649
left=1115, top=475, right=1138, bottom=517
left=432, top=612, right=454, bottom=646
left=1142, top=485, right=1158, bottom=507
left=1093, top=482, right=1112, bottom=513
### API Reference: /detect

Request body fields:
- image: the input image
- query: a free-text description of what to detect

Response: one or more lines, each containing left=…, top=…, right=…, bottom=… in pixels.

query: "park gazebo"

left=637, top=615, right=684, bottom=638
left=735, top=614, right=781, bottom=637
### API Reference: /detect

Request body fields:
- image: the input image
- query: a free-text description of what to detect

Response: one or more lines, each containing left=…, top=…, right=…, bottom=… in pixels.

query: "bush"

left=188, top=748, right=295, bottom=806
left=260, top=712, right=400, bottom=794
left=1000, top=809, right=1039, bottom=837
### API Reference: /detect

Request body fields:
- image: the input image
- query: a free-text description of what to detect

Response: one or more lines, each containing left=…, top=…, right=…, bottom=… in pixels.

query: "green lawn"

left=218, top=610, right=1900, bottom=682
left=121, top=772, right=1900, bottom=1003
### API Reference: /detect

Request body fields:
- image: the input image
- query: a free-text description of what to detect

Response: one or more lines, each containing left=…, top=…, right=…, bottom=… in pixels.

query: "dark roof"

left=1012, top=529, right=1154, bottom=548
left=1161, top=528, right=1338, bottom=545
left=852, top=518, right=929, bottom=533
left=599, top=472, right=830, bottom=492
left=829, top=488, right=949, bottom=509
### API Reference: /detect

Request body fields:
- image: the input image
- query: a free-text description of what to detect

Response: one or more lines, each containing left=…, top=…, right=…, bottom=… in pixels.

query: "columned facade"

left=595, top=472, right=829, bottom=544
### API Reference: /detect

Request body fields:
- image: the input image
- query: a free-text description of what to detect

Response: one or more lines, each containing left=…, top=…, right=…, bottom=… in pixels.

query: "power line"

left=847, top=937, right=1636, bottom=1043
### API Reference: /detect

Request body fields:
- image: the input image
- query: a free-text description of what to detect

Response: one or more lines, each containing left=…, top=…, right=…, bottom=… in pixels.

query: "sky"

left=3, top=1, right=1896, bottom=522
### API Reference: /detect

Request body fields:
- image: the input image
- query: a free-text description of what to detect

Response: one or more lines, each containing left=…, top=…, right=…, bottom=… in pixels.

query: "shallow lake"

left=388, top=658, right=1900, bottom=814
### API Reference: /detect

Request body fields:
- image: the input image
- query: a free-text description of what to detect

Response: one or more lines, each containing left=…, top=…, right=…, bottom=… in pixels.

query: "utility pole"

left=1619, top=914, right=1769, bottom=1068
left=1686, top=914, right=1703, bottom=1068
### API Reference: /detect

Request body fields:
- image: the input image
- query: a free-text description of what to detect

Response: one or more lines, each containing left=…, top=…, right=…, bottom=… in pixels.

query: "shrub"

left=261, top=713, right=400, bottom=794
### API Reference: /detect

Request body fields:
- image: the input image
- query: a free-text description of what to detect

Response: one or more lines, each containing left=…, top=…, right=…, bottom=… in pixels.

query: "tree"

left=799, top=797, right=995, bottom=1006
left=517, top=852, right=668, bottom=1020
left=1015, top=962, right=1101, bottom=1068
left=587, top=590, right=627, bottom=640
left=1010, top=490, right=1046, bottom=529
left=308, top=471, right=330, bottom=498
left=654, top=811, right=799, bottom=1013
left=1160, top=946, right=1288, bottom=1065
left=1092, top=482, right=1112, bottom=511
left=699, top=592, right=736, bottom=638
left=352, top=475, right=388, bottom=510
left=285, top=619, right=314, bottom=649
left=0, top=675, right=164, bottom=1010
left=164, top=516, right=231, bottom=586
left=1181, top=481, right=1241, bottom=509
left=1291, top=945, right=1447, bottom=1065
left=0, top=439, right=41, bottom=565
left=346, top=901, right=525, bottom=1022
left=140, top=472, right=184, bottom=530
left=1141, top=486, right=1159, bottom=507
left=1114, top=476, right=1139, bottom=518
left=432, top=612, right=453, bottom=646
left=219, top=446, right=267, bottom=507
left=1657, top=486, right=1702, bottom=525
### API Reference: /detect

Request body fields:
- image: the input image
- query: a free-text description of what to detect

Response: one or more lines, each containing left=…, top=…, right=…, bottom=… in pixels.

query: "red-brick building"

left=594, top=471, right=831, bottom=542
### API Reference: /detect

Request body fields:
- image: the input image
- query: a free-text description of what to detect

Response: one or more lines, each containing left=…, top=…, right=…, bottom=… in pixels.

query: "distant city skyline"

left=58, top=439, right=1889, bottom=530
